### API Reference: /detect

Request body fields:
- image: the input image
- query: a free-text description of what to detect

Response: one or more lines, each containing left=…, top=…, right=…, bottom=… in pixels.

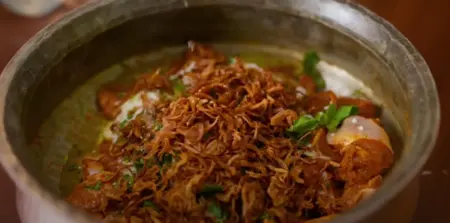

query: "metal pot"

left=0, top=0, right=440, bottom=222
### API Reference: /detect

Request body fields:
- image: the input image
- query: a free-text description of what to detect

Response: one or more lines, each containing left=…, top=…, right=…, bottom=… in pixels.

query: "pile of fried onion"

left=67, top=42, right=394, bottom=223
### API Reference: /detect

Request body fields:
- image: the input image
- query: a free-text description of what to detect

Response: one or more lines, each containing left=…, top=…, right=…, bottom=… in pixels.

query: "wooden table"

left=1, top=0, right=449, bottom=222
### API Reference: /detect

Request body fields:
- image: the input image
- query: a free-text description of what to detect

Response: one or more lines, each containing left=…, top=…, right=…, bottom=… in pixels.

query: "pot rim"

left=0, top=0, right=440, bottom=222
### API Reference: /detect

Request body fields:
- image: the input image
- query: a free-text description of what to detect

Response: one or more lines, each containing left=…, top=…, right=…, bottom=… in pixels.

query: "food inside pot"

left=64, top=41, right=393, bottom=223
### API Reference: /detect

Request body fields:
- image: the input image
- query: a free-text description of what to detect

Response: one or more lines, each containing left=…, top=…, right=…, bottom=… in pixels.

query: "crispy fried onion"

left=66, top=42, right=394, bottom=223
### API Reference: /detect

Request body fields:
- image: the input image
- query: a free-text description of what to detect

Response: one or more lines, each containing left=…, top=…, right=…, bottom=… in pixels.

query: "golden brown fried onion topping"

left=67, top=42, right=393, bottom=223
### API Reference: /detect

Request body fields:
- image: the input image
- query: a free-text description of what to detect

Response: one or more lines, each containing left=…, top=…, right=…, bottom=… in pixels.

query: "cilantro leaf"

left=297, top=134, right=313, bottom=147
left=157, top=153, right=174, bottom=175
left=207, top=202, right=229, bottom=223
left=288, top=115, right=319, bottom=137
left=123, top=174, right=134, bottom=191
left=160, top=153, right=173, bottom=166
left=203, top=132, right=213, bottom=140
left=119, top=119, right=128, bottom=128
left=327, top=105, right=359, bottom=131
left=288, top=103, right=357, bottom=144
left=134, top=158, right=145, bottom=173
left=85, top=181, right=102, bottom=190
left=142, top=200, right=159, bottom=211
left=303, top=51, right=320, bottom=74
left=153, top=121, right=163, bottom=131
left=260, top=211, right=272, bottom=220
left=303, top=51, right=325, bottom=89
left=171, top=78, right=186, bottom=97
left=127, top=112, right=133, bottom=119
left=229, top=57, right=237, bottom=65
left=198, top=184, right=224, bottom=198
left=288, top=104, right=340, bottom=145
left=316, top=104, right=337, bottom=126
left=123, top=156, right=131, bottom=163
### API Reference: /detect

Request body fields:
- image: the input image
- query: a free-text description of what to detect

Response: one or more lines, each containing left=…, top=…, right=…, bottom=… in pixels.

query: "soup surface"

left=57, top=42, right=392, bottom=223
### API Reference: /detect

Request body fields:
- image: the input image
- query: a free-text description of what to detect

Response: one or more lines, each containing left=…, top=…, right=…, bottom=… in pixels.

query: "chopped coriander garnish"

left=142, top=200, right=154, bottom=207
left=160, top=153, right=173, bottom=166
left=85, top=181, right=102, bottom=190
left=315, top=112, right=326, bottom=125
left=260, top=211, right=272, bottom=220
left=208, top=202, right=222, bottom=218
left=297, top=134, right=312, bottom=147
left=123, top=174, right=134, bottom=191
left=134, top=158, right=145, bottom=173
left=142, top=200, right=159, bottom=211
left=327, top=105, right=359, bottom=131
left=203, top=132, right=213, bottom=140
left=240, top=167, right=248, bottom=175
left=229, top=57, right=237, bottom=65
left=171, top=78, right=186, bottom=97
left=153, top=121, right=163, bottom=131
left=198, top=184, right=224, bottom=198
left=127, top=112, right=134, bottom=120
left=207, top=202, right=229, bottom=223
left=316, top=104, right=337, bottom=126
left=287, top=115, right=319, bottom=137
left=123, top=156, right=131, bottom=163
left=303, top=51, right=325, bottom=89
left=288, top=104, right=356, bottom=140
left=119, top=119, right=128, bottom=128
left=119, top=112, right=135, bottom=129
left=303, top=51, right=320, bottom=75
left=157, top=153, right=174, bottom=175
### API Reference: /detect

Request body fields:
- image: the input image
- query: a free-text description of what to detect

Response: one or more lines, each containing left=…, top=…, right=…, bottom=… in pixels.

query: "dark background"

left=0, top=0, right=449, bottom=222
